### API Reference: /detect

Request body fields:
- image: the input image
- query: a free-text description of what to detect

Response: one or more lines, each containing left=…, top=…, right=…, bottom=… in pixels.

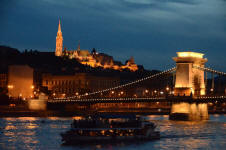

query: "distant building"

left=55, top=19, right=138, bottom=72
left=42, top=73, right=120, bottom=97
left=8, top=65, right=34, bottom=99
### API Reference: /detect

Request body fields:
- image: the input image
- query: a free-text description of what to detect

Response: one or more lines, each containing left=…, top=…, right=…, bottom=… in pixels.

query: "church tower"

left=55, top=19, right=63, bottom=56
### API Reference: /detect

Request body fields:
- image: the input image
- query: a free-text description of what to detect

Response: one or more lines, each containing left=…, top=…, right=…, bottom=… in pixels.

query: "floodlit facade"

left=173, top=52, right=208, bottom=96
left=8, top=65, right=34, bottom=99
left=42, top=73, right=120, bottom=97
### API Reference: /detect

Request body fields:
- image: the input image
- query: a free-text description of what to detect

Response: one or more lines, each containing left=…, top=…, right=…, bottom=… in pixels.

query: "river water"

left=0, top=115, right=225, bottom=150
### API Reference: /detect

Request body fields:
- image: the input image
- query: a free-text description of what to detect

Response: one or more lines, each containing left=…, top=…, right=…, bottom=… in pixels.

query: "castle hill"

left=0, top=1, right=226, bottom=149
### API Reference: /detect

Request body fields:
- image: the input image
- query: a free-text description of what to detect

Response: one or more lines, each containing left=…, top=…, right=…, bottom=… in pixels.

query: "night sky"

left=0, top=0, right=226, bottom=71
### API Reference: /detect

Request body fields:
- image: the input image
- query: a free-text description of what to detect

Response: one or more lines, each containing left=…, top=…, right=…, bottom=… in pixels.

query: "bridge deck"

left=48, top=96, right=226, bottom=104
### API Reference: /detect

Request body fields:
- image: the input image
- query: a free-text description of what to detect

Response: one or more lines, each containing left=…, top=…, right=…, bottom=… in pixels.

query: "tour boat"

left=61, top=116, right=160, bottom=144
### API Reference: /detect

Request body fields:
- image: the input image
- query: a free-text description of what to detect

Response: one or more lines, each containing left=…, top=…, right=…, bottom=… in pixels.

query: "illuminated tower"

left=55, top=19, right=63, bottom=56
left=173, top=52, right=208, bottom=97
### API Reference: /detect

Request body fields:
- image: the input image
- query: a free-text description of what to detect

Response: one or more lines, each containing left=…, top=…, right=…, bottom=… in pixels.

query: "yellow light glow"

left=177, top=52, right=204, bottom=58
left=72, top=116, right=83, bottom=120
left=7, top=85, right=14, bottom=89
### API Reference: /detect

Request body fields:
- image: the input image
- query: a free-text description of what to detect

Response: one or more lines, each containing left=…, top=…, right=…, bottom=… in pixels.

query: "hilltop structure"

left=55, top=20, right=138, bottom=72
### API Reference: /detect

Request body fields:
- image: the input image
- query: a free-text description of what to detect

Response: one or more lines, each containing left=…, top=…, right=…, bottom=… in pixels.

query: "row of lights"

left=54, top=67, right=176, bottom=101
left=49, top=97, right=165, bottom=103
left=7, top=85, right=34, bottom=89
left=7, top=85, right=35, bottom=99
left=194, top=66, right=226, bottom=76
left=197, top=96, right=226, bottom=99
left=204, top=67, right=226, bottom=75
left=52, top=87, right=173, bottom=99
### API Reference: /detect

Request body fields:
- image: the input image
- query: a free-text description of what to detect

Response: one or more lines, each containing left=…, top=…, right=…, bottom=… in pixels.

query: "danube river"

left=0, top=115, right=225, bottom=150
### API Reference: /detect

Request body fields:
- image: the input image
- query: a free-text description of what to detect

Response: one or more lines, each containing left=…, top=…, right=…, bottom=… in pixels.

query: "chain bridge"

left=48, top=52, right=226, bottom=105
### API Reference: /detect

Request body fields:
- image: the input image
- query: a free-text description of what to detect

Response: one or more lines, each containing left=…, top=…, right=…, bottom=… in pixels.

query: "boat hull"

left=61, top=131, right=160, bottom=145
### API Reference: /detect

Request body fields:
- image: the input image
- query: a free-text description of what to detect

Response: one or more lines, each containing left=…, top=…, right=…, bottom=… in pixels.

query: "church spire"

left=55, top=19, right=63, bottom=56
left=58, top=19, right=61, bottom=32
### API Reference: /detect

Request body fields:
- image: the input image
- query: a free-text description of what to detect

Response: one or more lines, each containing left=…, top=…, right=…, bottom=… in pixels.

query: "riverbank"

left=0, top=109, right=225, bottom=117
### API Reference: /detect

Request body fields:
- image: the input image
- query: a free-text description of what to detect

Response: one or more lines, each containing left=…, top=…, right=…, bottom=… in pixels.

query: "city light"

left=177, top=52, right=204, bottom=58
left=7, top=85, right=14, bottom=89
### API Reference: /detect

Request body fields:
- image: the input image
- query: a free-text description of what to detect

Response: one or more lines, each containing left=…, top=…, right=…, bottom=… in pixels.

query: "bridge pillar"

left=173, top=52, right=208, bottom=97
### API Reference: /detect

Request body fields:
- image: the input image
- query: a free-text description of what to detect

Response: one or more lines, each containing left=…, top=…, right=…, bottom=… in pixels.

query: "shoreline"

left=0, top=110, right=225, bottom=118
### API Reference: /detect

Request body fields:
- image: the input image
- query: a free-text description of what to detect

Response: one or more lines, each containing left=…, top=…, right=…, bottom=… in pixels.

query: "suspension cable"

left=194, top=66, right=226, bottom=76
left=54, top=67, right=176, bottom=100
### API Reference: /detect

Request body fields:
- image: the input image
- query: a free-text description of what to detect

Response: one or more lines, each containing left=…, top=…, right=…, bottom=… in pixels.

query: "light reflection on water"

left=0, top=115, right=225, bottom=150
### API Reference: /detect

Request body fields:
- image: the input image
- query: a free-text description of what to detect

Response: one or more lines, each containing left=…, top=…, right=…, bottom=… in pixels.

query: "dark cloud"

left=0, top=0, right=226, bottom=71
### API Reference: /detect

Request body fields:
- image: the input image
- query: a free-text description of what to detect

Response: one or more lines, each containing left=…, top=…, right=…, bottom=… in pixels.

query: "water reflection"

left=0, top=116, right=225, bottom=150
left=170, top=103, right=209, bottom=121
left=1, top=117, right=40, bottom=150
left=5, top=125, right=17, bottom=130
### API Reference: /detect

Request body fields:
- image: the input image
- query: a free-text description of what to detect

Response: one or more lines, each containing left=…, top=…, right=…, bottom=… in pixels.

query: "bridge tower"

left=173, top=52, right=207, bottom=97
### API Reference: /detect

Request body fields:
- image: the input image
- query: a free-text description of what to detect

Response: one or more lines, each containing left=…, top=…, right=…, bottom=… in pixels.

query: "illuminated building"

left=8, top=65, right=34, bottom=99
left=173, top=52, right=207, bottom=96
left=42, top=73, right=120, bottom=97
left=54, top=20, right=138, bottom=72
left=121, top=57, right=138, bottom=72
left=55, top=19, right=63, bottom=56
